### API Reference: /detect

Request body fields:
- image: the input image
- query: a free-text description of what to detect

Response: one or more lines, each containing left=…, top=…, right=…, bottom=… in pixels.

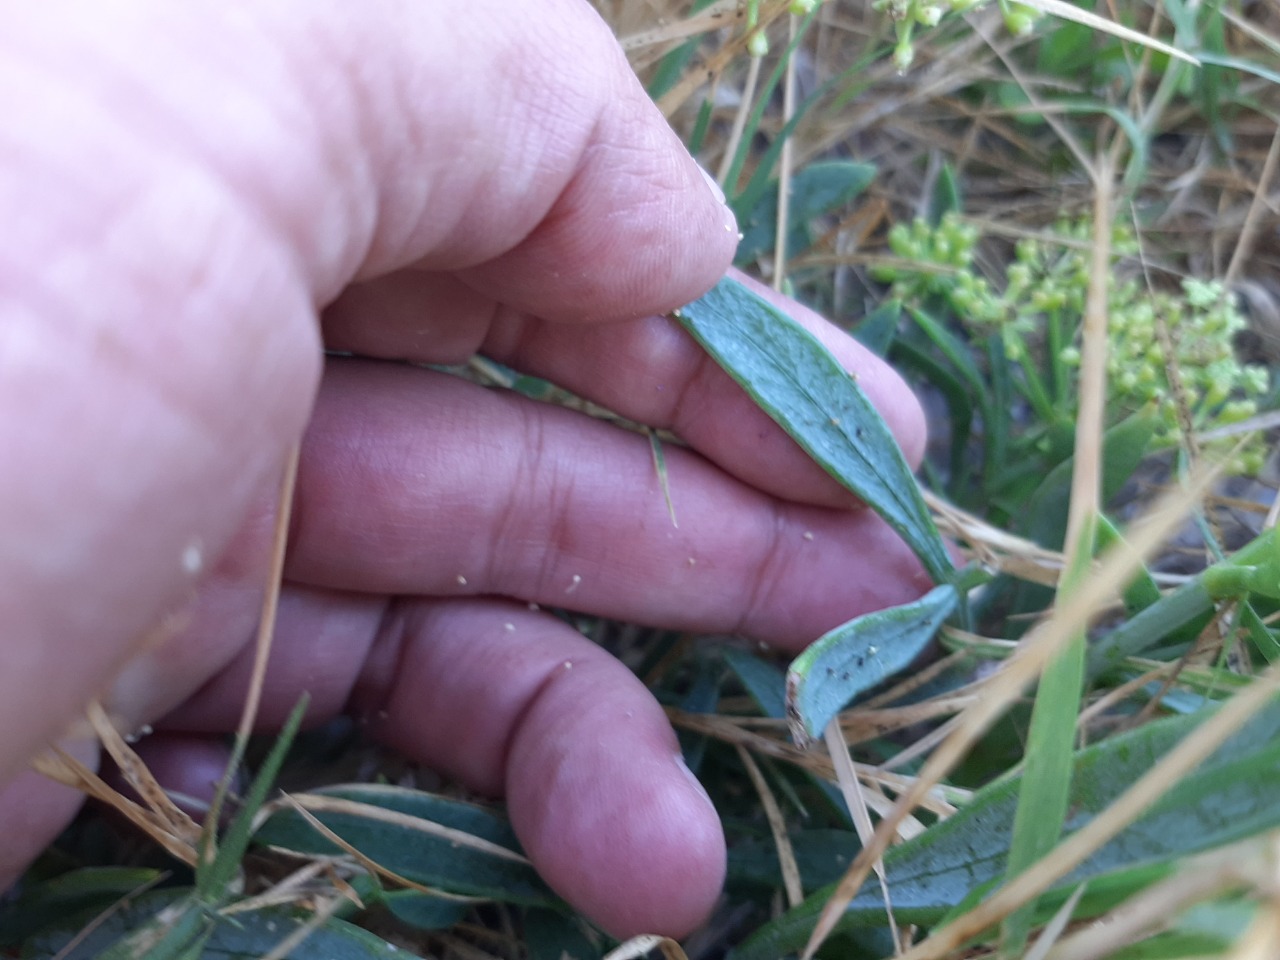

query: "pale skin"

left=0, top=0, right=932, bottom=940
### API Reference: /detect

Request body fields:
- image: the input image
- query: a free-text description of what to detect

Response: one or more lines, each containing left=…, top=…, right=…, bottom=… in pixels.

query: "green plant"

left=878, top=213, right=1271, bottom=487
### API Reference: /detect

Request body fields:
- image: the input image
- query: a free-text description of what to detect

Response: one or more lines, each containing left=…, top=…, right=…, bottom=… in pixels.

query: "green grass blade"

left=1094, top=514, right=1162, bottom=615
left=196, top=695, right=309, bottom=900
left=1192, top=50, right=1280, bottom=85
left=1240, top=602, right=1280, bottom=664
left=674, top=278, right=953, bottom=584
left=1000, top=517, right=1093, bottom=954
left=721, top=9, right=821, bottom=202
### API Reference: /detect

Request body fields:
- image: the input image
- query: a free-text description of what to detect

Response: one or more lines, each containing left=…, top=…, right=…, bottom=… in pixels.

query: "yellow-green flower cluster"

left=875, top=0, right=1041, bottom=70
left=875, top=214, right=1272, bottom=473
left=1092, top=275, right=1269, bottom=472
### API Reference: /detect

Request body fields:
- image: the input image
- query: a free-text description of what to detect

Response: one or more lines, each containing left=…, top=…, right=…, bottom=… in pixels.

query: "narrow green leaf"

left=785, top=585, right=958, bottom=744
left=721, top=646, right=860, bottom=825
left=729, top=693, right=1280, bottom=960
left=1001, top=516, right=1092, bottom=954
left=253, top=784, right=559, bottom=907
left=1095, top=514, right=1162, bottom=616
left=1240, top=602, right=1280, bottom=664
left=1089, top=528, right=1280, bottom=678
left=0, top=867, right=163, bottom=947
left=674, top=278, right=953, bottom=584
left=926, top=162, right=963, bottom=225
left=197, top=695, right=309, bottom=900
left=734, top=161, right=876, bottom=265
left=647, top=428, right=678, bottom=528
left=889, top=338, right=975, bottom=495
left=1192, top=50, right=1280, bottom=86
left=96, top=897, right=214, bottom=960
left=523, top=909, right=598, bottom=960
left=728, top=829, right=863, bottom=893
left=1017, top=415, right=1155, bottom=551
left=722, top=9, right=824, bottom=210
left=380, top=890, right=471, bottom=930
left=26, top=888, right=414, bottom=960
left=851, top=298, right=900, bottom=357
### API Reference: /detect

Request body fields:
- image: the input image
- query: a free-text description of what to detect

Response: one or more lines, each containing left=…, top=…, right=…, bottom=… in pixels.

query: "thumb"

left=0, top=0, right=734, bottom=779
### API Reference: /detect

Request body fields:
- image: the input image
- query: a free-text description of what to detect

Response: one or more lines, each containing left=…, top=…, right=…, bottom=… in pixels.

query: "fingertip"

left=505, top=669, right=725, bottom=939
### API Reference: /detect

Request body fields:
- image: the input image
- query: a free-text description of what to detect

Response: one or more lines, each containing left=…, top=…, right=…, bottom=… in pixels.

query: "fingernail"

left=695, top=162, right=727, bottom=206
left=676, top=755, right=716, bottom=813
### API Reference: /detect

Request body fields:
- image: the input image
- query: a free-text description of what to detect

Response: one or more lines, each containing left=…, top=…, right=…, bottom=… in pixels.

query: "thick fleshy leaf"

left=785, top=584, right=958, bottom=744
left=729, top=694, right=1280, bottom=960
left=252, top=783, right=559, bottom=907
left=674, top=277, right=953, bottom=584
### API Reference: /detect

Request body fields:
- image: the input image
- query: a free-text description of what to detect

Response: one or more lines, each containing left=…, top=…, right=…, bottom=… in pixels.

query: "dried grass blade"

left=619, top=1, right=746, bottom=52
left=822, top=720, right=900, bottom=951
left=1017, top=0, right=1198, bottom=65
left=273, top=795, right=487, bottom=903
left=736, top=744, right=804, bottom=908
left=280, top=793, right=531, bottom=865
left=86, top=700, right=199, bottom=843
left=201, top=444, right=300, bottom=870
left=31, top=746, right=197, bottom=867
left=603, top=934, right=688, bottom=960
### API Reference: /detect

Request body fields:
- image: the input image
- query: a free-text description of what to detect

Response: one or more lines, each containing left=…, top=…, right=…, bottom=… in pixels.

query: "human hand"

left=0, top=0, right=929, bottom=939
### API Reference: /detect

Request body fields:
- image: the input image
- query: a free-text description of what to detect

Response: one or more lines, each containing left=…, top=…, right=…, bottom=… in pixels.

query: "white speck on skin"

left=563, top=660, right=573, bottom=670
left=802, top=531, right=815, bottom=541
left=455, top=574, right=467, bottom=586
left=566, top=574, right=582, bottom=595
left=528, top=602, right=540, bottom=612
left=687, top=556, right=697, bottom=567
left=504, top=622, right=515, bottom=632
left=181, top=539, right=203, bottom=576
left=124, top=723, right=153, bottom=743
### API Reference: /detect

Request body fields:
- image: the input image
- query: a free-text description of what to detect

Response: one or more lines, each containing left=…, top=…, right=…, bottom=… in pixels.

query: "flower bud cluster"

left=876, top=214, right=1271, bottom=473
left=874, top=0, right=1042, bottom=70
